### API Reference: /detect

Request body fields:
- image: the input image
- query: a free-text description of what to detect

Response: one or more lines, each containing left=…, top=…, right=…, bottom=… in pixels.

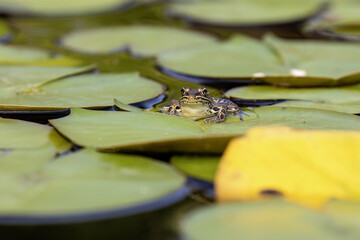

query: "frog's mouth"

left=180, top=96, right=212, bottom=106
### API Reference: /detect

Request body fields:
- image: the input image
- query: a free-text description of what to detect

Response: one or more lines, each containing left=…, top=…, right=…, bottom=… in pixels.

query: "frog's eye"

left=198, top=87, right=208, bottom=95
left=181, top=87, right=190, bottom=95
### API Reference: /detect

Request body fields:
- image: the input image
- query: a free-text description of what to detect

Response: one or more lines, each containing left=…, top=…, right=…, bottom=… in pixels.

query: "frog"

left=160, top=86, right=246, bottom=123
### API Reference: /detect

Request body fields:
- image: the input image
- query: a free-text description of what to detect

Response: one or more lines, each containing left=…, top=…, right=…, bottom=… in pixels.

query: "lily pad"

left=225, top=84, right=360, bottom=114
left=0, top=148, right=186, bottom=220
left=263, top=35, right=360, bottom=86
left=171, top=156, right=220, bottom=182
left=157, top=35, right=288, bottom=79
left=0, top=117, right=53, bottom=149
left=0, top=117, right=71, bottom=153
left=50, top=107, right=360, bottom=153
left=60, top=25, right=217, bottom=57
left=168, top=0, right=324, bottom=26
left=313, top=0, right=360, bottom=40
left=0, top=45, right=52, bottom=64
left=159, top=34, right=360, bottom=87
left=182, top=200, right=359, bottom=240
left=0, top=19, right=10, bottom=41
left=0, top=0, right=135, bottom=17
left=0, top=71, right=164, bottom=110
left=216, top=126, right=360, bottom=208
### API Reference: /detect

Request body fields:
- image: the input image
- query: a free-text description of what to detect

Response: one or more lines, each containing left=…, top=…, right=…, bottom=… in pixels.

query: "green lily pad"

left=171, top=156, right=220, bottom=182
left=0, top=145, right=56, bottom=175
left=0, top=71, right=164, bottom=110
left=182, top=200, right=359, bottom=240
left=157, top=35, right=287, bottom=79
left=321, top=0, right=360, bottom=38
left=0, top=45, right=52, bottom=64
left=159, top=34, right=360, bottom=87
left=0, top=0, right=134, bottom=17
left=225, top=85, right=360, bottom=114
left=0, top=117, right=71, bottom=153
left=0, top=19, right=9, bottom=40
left=0, top=65, right=94, bottom=95
left=263, top=35, right=360, bottom=86
left=61, top=25, right=216, bottom=57
left=0, top=148, right=186, bottom=215
left=50, top=107, right=360, bottom=153
left=168, top=0, right=324, bottom=26
left=0, top=117, right=53, bottom=149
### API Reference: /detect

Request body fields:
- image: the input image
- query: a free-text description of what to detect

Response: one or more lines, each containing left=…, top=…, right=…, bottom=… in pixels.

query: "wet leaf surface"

left=61, top=25, right=216, bottom=56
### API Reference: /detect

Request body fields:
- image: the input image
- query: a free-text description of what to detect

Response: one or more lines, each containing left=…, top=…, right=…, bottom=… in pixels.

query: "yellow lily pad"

left=216, top=126, right=360, bottom=208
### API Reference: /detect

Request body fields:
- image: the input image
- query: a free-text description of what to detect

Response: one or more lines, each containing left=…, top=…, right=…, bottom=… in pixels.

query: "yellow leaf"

left=215, top=127, right=360, bottom=208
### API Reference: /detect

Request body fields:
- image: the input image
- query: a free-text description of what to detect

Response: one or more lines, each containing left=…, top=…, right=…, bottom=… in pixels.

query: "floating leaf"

left=168, top=0, right=324, bottom=26
left=61, top=25, right=216, bottom=57
left=0, top=117, right=71, bottom=152
left=0, top=65, right=95, bottom=96
left=157, top=35, right=287, bottom=79
left=159, top=34, right=360, bottom=87
left=216, top=127, right=360, bottom=208
left=0, top=19, right=9, bottom=41
left=0, top=148, right=186, bottom=216
left=0, top=145, right=56, bottom=175
left=314, top=0, right=360, bottom=40
left=0, top=72, right=164, bottom=110
left=0, top=45, right=52, bottom=64
left=50, top=107, right=360, bottom=153
left=225, top=84, right=360, bottom=114
left=182, top=200, right=359, bottom=240
left=0, top=117, right=52, bottom=149
left=263, top=34, right=360, bottom=86
left=171, top=156, right=220, bottom=182
left=0, top=0, right=134, bottom=17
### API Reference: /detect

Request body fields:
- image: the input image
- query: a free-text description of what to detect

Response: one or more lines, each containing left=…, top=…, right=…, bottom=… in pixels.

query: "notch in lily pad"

left=158, top=34, right=360, bottom=88
left=0, top=66, right=164, bottom=113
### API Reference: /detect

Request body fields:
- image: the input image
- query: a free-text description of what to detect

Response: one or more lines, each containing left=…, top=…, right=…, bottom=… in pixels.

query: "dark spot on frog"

left=213, top=107, right=220, bottom=111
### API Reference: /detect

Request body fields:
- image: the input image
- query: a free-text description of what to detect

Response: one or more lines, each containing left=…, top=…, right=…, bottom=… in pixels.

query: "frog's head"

left=179, top=86, right=212, bottom=105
